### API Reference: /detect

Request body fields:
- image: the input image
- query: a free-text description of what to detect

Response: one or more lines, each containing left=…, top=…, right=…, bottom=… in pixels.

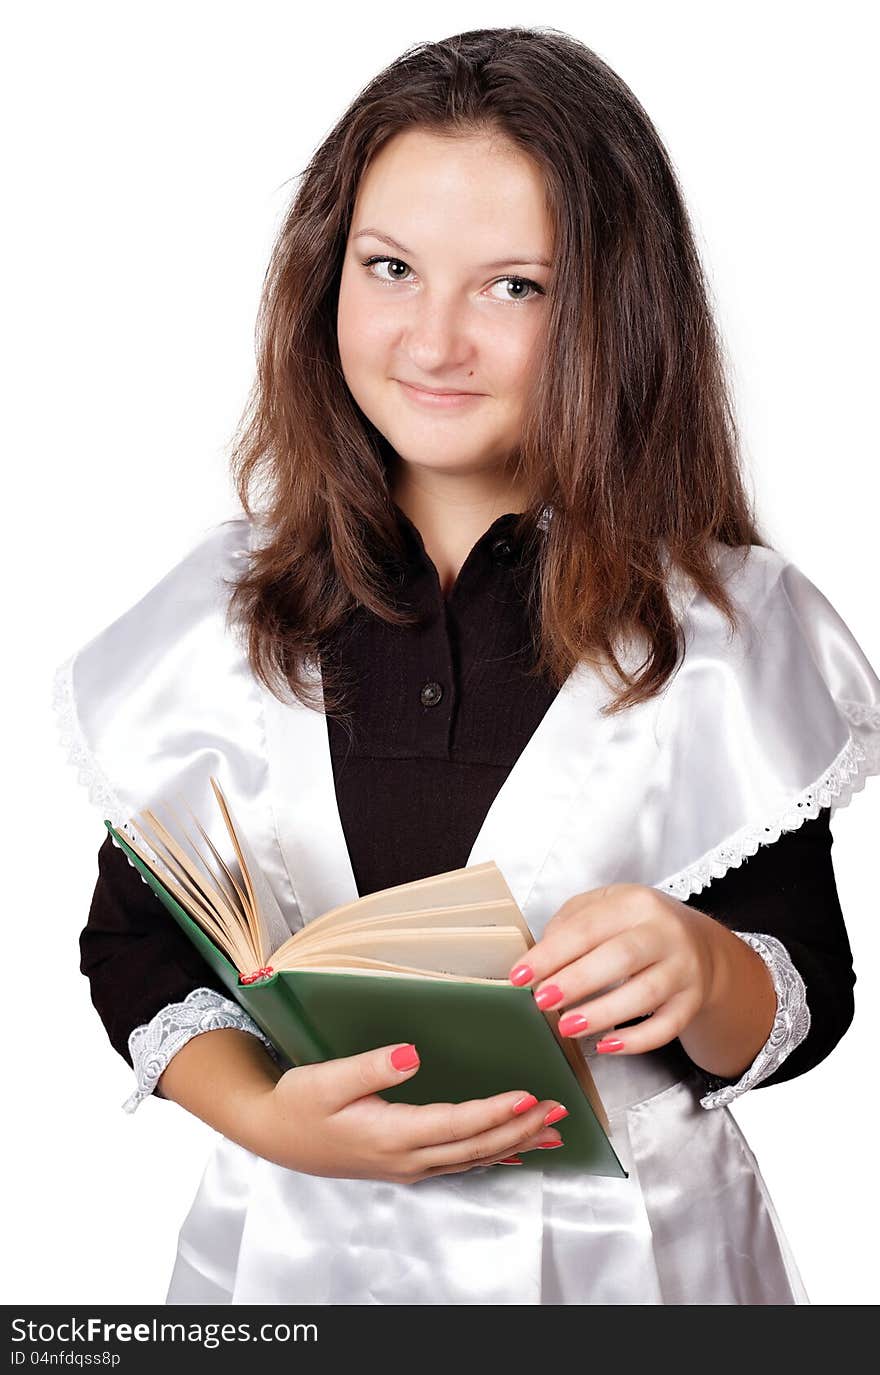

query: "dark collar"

left=389, top=500, right=535, bottom=575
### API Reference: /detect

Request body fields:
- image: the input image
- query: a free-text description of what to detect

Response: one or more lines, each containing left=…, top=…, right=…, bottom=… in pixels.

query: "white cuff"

left=122, top=987, right=278, bottom=1114
left=698, top=932, right=811, bottom=1109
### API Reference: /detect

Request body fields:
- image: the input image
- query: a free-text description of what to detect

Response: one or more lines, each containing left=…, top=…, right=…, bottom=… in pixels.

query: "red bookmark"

left=241, top=965, right=275, bottom=985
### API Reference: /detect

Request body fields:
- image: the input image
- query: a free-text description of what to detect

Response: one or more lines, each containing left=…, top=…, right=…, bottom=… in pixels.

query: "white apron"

left=53, top=517, right=880, bottom=1305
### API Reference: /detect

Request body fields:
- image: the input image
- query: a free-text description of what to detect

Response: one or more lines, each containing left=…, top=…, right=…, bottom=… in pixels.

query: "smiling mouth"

left=396, top=380, right=484, bottom=398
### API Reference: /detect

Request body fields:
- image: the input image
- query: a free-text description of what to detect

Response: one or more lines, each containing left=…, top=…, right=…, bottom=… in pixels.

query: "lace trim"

left=122, top=988, right=278, bottom=1114
left=660, top=707, right=880, bottom=901
left=841, top=699, right=880, bottom=764
left=51, top=654, right=129, bottom=829
left=698, top=932, right=811, bottom=1110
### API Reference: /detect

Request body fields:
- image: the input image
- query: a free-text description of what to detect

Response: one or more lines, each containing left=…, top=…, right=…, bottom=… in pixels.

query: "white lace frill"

left=660, top=701, right=880, bottom=902
left=123, top=988, right=279, bottom=1114
left=51, top=653, right=129, bottom=830
left=698, top=931, right=811, bottom=1110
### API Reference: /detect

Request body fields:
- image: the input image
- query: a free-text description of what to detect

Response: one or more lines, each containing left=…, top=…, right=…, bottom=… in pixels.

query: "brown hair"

left=224, top=25, right=772, bottom=719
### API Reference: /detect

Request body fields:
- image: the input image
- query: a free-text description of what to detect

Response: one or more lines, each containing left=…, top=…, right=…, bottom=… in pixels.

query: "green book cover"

left=106, top=820, right=628, bottom=1178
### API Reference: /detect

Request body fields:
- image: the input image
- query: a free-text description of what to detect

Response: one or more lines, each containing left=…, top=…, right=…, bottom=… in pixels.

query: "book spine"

left=234, top=972, right=334, bottom=1068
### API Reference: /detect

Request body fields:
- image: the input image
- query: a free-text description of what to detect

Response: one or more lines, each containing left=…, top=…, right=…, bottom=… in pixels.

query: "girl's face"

left=337, top=127, right=553, bottom=483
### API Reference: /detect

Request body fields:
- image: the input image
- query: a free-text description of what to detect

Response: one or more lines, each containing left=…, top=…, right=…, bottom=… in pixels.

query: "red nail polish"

left=543, top=1104, right=569, bottom=1125
left=512, top=1094, right=538, bottom=1115
left=509, top=964, right=534, bottom=986
left=498, top=1156, right=523, bottom=1164
left=534, top=983, right=564, bottom=1010
left=537, top=1141, right=564, bottom=1149
left=596, top=1038, right=624, bottom=1053
left=558, top=1013, right=589, bottom=1036
left=391, top=1043, right=420, bottom=1070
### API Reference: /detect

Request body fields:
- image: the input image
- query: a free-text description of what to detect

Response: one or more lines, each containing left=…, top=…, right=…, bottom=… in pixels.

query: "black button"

left=490, top=536, right=516, bottom=565
left=420, top=681, right=443, bottom=707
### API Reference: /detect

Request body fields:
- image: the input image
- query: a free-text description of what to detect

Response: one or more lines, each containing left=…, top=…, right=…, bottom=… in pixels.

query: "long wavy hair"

left=224, top=25, right=771, bottom=719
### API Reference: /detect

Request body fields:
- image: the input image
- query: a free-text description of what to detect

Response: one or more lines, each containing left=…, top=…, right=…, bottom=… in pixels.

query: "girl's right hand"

left=248, top=1042, right=566, bottom=1182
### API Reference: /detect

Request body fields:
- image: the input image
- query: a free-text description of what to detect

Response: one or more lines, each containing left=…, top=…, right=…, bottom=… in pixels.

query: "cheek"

left=337, top=279, right=395, bottom=375
left=481, top=315, right=544, bottom=394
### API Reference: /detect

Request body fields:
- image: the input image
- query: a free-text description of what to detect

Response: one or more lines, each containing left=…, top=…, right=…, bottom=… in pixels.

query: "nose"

left=402, top=289, right=475, bottom=372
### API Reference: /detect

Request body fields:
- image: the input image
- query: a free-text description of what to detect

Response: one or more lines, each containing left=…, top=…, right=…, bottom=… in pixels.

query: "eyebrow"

left=351, top=227, right=552, bottom=270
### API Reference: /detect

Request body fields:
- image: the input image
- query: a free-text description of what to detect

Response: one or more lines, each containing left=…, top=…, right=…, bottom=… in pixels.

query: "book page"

left=111, top=827, right=260, bottom=973
left=129, top=807, right=257, bottom=960
left=270, top=953, right=503, bottom=984
left=210, top=778, right=295, bottom=962
left=280, top=926, right=528, bottom=979
left=295, top=862, right=533, bottom=945
left=276, top=899, right=527, bottom=961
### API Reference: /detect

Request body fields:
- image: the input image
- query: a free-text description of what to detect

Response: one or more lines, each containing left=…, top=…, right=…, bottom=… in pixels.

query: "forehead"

left=351, top=128, right=553, bottom=250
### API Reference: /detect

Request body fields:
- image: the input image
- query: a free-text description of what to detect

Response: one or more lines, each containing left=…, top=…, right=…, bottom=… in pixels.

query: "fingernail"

left=537, top=1141, right=564, bottom=1149
left=596, top=1038, right=624, bottom=1053
left=497, top=1156, right=523, bottom=1164
left=543, top=1104, right=569, bottom=1125
left=509, top=964, right=534, bottom=986
left=558, top=1013, right=589, bottom=1036
left=512, top=1093, right=538, bottom=1115
left=534, top=983, right=564, bottom=1010
left=391, top=1043, right=420, bottom=1070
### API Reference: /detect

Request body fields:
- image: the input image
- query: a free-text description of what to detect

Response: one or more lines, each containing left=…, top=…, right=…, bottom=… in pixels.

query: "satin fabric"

left=54, top=518, right=880, bottom=1305
left=164, top=1049, right=807, bottom=1305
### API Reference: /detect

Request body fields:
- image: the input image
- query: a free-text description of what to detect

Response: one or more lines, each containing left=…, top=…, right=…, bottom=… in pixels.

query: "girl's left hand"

left=508, top=883, right=722, bottom=1054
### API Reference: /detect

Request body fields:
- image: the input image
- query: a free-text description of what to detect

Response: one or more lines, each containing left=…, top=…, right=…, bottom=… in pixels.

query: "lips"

left=397, top=381, right=478, bottom=396
left=394, top=379, right=486, bottom=410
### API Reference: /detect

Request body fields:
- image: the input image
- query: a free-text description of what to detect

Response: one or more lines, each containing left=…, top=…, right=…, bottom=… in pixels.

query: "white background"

left=5, top=1, right=878, bottom=1305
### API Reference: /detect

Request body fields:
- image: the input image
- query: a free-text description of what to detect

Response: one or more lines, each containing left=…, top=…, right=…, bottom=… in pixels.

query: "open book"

left=107, top=776, right=627, bottom=1177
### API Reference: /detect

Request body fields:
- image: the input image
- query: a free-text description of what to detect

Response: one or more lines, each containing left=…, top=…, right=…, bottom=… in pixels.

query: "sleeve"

left=81, top=833, right=278, bottom=1113
left=676, top=806, right=855, bottom=1107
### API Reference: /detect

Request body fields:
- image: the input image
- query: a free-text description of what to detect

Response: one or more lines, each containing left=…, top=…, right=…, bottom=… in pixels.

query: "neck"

left=389, top=463, right=530, bottom=598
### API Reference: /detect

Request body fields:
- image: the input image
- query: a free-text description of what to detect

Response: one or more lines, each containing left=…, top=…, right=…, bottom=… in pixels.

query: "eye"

left=486, top=275, right=545, bottom=304
left=360, top=256, right=546, bottom=304
left=361, top=255, right=415, bottom=284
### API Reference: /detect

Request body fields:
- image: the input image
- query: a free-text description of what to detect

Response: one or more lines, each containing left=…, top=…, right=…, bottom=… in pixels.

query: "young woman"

left=55, top=27, right=879, bottom=1304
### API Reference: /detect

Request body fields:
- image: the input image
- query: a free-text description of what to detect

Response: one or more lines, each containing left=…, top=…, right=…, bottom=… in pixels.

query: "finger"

left=418, top=1111, right=563, bottom=1177
left=412, top=1100, right=565, bottom=1173
left=509, top=885, right=649, bottom=986
left=552, top=960, right=675, bottom=1040
left=388, top=1088, right=567, bottom=1153
left=585, top=989, right=695, bottom=1055
left=490, top=1123, right=568, bottom=1165
left=529, top=926, right=664, bottom=1017
left=317, top=1041, right=424, bottom=1115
